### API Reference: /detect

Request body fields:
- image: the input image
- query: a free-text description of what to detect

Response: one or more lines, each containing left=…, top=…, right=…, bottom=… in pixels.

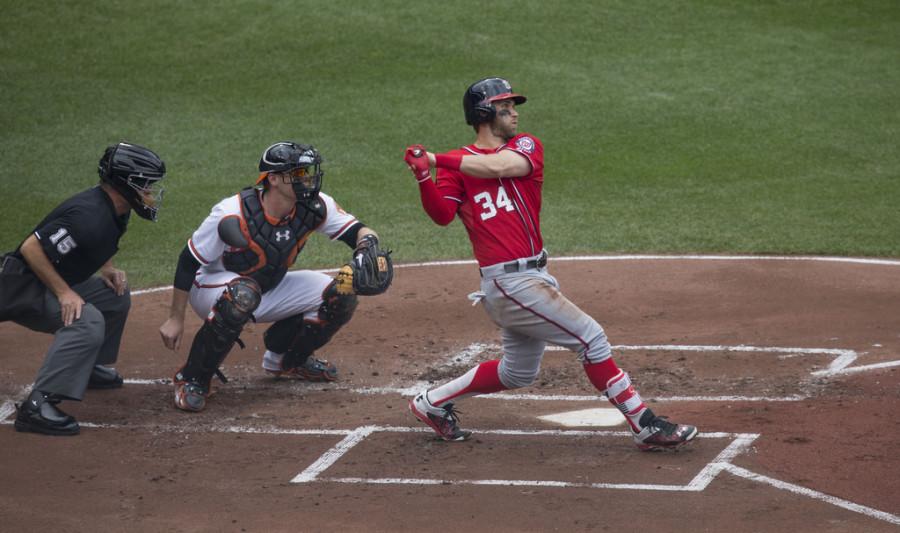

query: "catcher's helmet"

left=463, top=77, right=527, bottom=126
left=98, top=142, right=166, bottom=221
left=257, top=141, right=324, bottom=201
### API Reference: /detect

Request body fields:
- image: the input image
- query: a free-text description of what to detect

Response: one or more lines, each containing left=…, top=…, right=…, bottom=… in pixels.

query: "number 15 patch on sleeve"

left=49, top=227, right=78, bottom=255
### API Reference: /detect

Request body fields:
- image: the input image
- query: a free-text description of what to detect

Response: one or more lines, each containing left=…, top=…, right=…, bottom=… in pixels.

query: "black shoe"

left=14, top=391, right=80, bottom=436
left=87, top=365, right=124, bottom=390
left=632, top=409, right=697, bottom=451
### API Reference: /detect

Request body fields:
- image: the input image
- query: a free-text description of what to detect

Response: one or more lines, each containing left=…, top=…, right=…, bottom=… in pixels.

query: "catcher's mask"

left=98, top=142, right=167, bottom=221
left=257, top=141, right=324, bottom=201
left=463, top=77, right=527, bottom=127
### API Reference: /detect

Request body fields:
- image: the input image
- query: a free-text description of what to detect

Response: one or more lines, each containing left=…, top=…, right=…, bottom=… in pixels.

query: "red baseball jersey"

left=436, top=133, right=544, bottom=266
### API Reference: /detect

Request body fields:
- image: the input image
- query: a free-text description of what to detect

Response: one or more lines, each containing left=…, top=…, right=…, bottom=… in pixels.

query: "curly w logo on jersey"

left=515, top=136, right=536, bottom=154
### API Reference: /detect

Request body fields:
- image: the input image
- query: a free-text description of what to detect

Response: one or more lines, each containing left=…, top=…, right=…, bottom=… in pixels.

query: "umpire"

left=0, top=142, right=166, bottom=436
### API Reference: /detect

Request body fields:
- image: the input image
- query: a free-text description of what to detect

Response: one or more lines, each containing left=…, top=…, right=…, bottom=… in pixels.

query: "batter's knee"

left=498, top=359, right=540, bottom=389
left=580, top=325, right=612, bottom=364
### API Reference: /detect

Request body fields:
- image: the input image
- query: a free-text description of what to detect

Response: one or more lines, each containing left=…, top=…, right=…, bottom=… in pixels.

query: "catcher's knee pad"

left=263, top=278, right=357, bottom=369
left=179, top=277, right=261, bottom=383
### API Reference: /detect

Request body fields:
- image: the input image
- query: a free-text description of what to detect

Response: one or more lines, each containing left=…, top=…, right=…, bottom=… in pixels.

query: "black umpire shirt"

left=13, top=186, right=130, bottom=286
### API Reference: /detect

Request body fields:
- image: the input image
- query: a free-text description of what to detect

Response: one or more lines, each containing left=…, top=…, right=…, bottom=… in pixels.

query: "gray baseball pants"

left=12, top=276, right=130, bottom=400
left=480, top=268, right=612, bottom=389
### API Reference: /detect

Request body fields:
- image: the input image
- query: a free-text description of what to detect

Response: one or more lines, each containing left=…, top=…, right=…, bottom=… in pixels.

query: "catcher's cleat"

left=87, top=365, right=124, bottom=390
left=409, top=392, right=472, bottom=442
left=173, top=375, right=209, bottom=412
left=266, top=356, right=337, bottom=382
left=633, top=410, right=698, bottom=451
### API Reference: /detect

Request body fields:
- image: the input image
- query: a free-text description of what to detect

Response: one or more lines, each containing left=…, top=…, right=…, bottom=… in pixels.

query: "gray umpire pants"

left=12, top=276, right=131, bottom=400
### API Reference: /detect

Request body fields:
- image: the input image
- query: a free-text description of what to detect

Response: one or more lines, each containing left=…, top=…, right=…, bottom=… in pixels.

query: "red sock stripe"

left=582, top=358, right=621, bottom=391
left=431, top=359, right=506, bottom=405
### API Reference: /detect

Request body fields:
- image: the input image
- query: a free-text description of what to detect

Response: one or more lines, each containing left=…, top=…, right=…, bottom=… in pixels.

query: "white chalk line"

left=686, top=434, right=759, bottom=491
left=292, top=426, right=747, bottom=489
left=114, top=380, right=806, bottom=403
left=2, top=403, right=896, bottom=525
left=450, top=342, right=897, bottom=381
left=129, top=253, right=900, bottom=296
left=813, top=359, right=900, bottom=377
left=291, top=426, right=376, bottom=483
left=0, top=400, right=16, bottom=421
left=723, top=464, right=900, bottom=526
left=289, top=425, right=900, bottom=525
left=8, top=255, right=896, bottom=522
left=3, top=339, right=889, bottom=414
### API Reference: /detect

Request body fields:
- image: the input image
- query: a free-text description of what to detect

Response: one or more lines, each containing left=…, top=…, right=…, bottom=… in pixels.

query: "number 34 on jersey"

left=473, top=185, right=515, bottom=221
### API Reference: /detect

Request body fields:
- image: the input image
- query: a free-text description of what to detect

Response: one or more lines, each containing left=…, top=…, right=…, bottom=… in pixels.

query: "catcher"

left=158, top=141, right=393, bottom=412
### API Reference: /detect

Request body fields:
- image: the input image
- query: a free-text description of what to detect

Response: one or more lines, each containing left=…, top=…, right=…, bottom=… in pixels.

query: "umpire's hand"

left=58, top=288, right=84, bottom=327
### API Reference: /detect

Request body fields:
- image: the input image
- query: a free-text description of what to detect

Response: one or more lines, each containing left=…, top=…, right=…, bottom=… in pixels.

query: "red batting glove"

left=404, top=145, right=431, bottom=182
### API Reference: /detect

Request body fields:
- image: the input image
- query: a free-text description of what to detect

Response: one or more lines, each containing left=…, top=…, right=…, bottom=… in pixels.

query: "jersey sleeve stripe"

left=329, top=218, right=359, bottom=240
left=187, top=239, right=211, bottom=265
left=443, top=195, right=463, bottom=204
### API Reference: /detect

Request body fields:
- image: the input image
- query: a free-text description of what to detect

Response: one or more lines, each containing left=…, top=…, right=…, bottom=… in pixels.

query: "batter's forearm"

left=434, top=150, right=530, bottom=179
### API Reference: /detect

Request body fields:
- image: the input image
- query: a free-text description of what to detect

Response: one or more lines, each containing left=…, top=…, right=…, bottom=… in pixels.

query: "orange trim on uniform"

left=236, top=193, right=268, bottom=275
left=330, top=218, right=359, bottom=240
left=188, top=239, right=211, bottom=265
left=285, top=232, right=311, bottom=266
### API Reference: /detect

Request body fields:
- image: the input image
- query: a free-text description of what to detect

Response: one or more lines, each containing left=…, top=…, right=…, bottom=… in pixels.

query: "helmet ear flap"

left=475, top=105, right=495, bottom=124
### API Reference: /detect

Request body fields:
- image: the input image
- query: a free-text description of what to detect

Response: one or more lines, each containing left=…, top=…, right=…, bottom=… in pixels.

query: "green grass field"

left=2, top=1, right=898, bottom=288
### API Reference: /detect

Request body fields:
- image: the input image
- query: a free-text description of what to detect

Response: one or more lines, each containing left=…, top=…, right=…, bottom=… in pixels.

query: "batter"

left=403, top=77, right=697, bottom=450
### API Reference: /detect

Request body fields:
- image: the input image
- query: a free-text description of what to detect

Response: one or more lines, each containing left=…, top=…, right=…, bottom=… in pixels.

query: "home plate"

left=538, top=407, right=626, bottom=427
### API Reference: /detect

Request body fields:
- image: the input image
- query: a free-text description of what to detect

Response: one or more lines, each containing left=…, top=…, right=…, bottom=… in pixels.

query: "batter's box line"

left=440, top=341, right=899, bottom=381
left=295, top=425, right=900, bottom=526
left=345, top=342, right=884, bottom=404
left=291, top=424, right=757, bottom=492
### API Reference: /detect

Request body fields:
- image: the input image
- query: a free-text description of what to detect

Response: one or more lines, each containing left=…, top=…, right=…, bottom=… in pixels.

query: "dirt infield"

left=1, top=257, right=899, bottom=532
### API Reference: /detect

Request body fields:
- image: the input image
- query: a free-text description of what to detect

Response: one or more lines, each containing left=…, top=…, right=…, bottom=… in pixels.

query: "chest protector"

left=220, top=188, right=326, bottom=292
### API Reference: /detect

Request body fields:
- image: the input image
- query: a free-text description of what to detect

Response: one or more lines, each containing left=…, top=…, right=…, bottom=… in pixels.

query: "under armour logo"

left=274, top=229, right=291, bottom=242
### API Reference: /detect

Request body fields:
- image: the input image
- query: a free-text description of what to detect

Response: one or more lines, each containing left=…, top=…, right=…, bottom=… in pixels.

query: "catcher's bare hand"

left=159, top=317, right=184, bottom=351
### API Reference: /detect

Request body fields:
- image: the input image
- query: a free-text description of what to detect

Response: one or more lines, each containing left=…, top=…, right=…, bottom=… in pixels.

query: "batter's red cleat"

left=632, top=410, right=698, bottom=451
left=409, top=392, right=472, bottom=442
left=266, top=357, right=337, bottom=382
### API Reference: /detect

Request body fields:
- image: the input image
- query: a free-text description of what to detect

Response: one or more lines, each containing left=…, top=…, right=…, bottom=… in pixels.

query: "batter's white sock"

left=427, top=359, right=506, bottom=406
left=583, top=359, right=648, bottom=433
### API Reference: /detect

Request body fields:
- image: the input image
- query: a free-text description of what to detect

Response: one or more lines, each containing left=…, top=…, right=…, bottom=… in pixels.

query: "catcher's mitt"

left=351, top=234, right=393, bottom=296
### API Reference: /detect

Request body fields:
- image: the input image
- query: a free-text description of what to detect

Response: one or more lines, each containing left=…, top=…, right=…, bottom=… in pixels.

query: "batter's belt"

left=479, top=250, right=548, bottom=279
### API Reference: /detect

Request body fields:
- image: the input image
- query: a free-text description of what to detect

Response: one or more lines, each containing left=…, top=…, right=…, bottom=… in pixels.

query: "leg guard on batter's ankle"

left=176, top=277, right=262, bottom=385
left=263, top=272, right=357, bottom=370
